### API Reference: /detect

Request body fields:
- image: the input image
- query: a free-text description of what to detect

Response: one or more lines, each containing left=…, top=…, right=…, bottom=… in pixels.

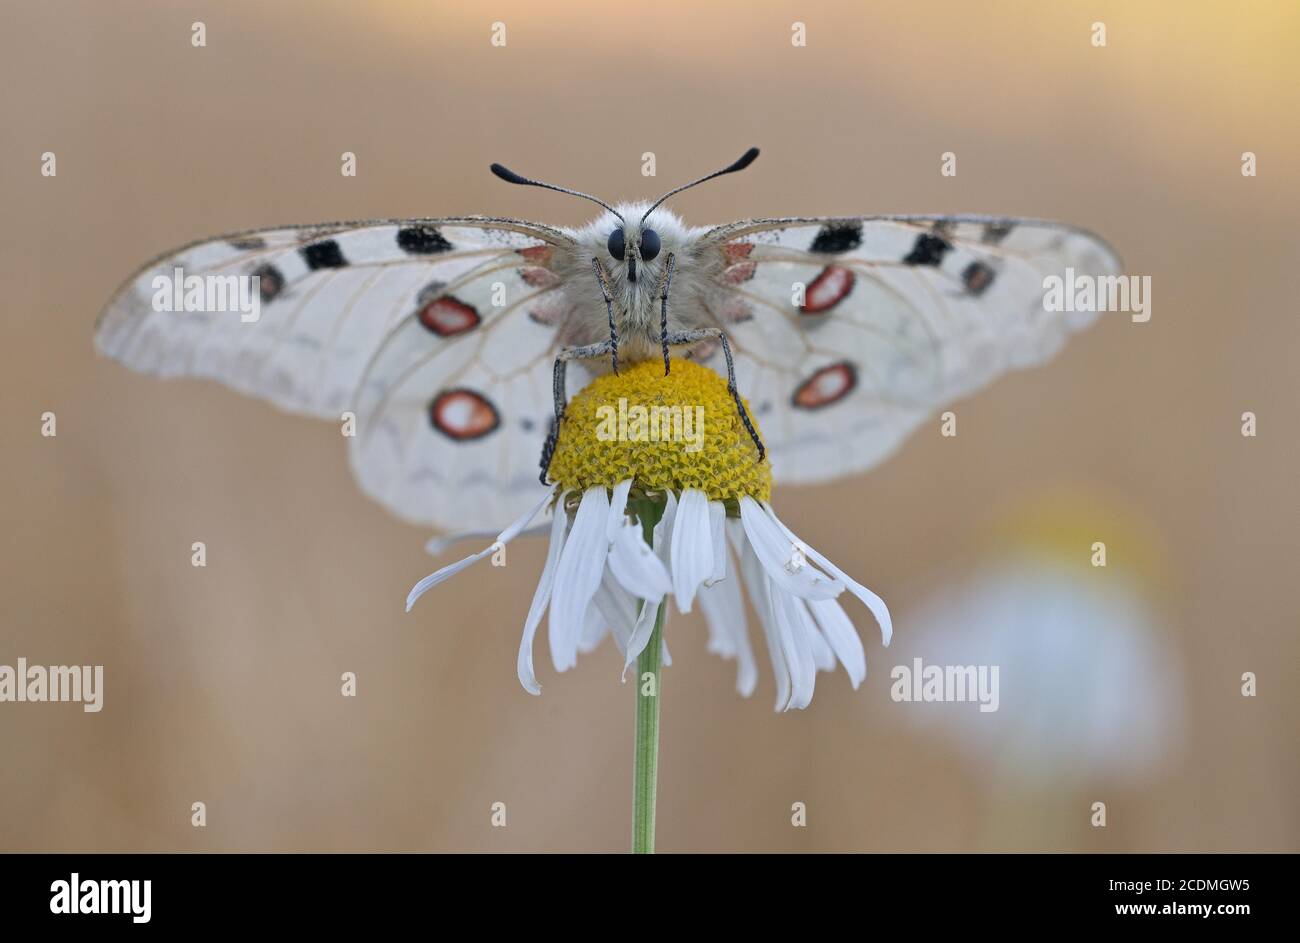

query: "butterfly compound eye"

left=639, top=229, right=661, bottom=261
left=607, top=228, right=625, bottom=261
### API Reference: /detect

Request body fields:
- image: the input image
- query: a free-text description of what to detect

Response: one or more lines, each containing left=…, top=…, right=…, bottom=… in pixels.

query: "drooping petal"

left=577, top=604, right=607, bottom=654
left=618, top=491, right=678, bottom=676
left=762, top=502, right=893, bottom=645
left=731, top=520, right=789, bottom=711
left=594, top=569, right=638, bottom=655
left=605, top=479, right=634, bottom=543
left=407, top=490, right=554, bottom=611
left=772, top=587, right=817, bottom=710
left=669, top=488, right=713, bottom=613
left=653, top=490, right=678, bottom=569
left=517, top=492, right=570, bottom=695
left=698, top=546, right=758, bottom=696
left=803, top=602, right=838, bottom=672
left=706, top=501, right=727, bottom=586
left=737, top=496, right=843, bottom=602
left=623, top=596, right=662, bottom=674
left=807, top=597, right=867, bottom=688
left=425, top=523, right=547, bottom=557
left=607, top=521, right=671, bottom=602
left=699, top=580, right=736, bottom=657
left=548, top=486, right=610, bottom=672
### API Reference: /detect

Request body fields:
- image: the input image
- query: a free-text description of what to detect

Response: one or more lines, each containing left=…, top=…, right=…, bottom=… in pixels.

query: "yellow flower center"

left=548, top=358, right=770, bottom=502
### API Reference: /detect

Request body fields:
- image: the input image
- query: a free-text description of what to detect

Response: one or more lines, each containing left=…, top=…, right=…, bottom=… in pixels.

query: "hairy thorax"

left=554, top=204, right=723, bottom=365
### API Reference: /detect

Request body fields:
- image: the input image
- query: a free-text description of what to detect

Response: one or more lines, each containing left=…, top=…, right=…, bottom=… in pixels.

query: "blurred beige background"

left=1, top=0, right=1296, bottom=852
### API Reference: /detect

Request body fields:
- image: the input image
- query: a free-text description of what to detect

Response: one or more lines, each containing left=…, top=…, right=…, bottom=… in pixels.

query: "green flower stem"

left=632, top=497, right=666, bottom=854
left=632, top=599, right=666, bottom=854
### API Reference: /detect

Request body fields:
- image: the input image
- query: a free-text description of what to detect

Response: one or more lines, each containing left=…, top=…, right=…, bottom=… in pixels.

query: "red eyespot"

left=801, top=265, right=855, bottom=314
left=792, top=362, right=857, bottom=410
left=418, top=296, right=480, bottom=336
left=429, top=389, right=500, bottom=440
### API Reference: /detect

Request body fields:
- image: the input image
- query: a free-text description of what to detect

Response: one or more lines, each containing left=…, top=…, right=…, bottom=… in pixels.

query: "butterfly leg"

left=657, top=252, right=677, bottom=376
left=540, top=340, right=615, bottom=485
left=662, top=327, right=766, bottom=463
left=590, top=258, right=619, bottom=375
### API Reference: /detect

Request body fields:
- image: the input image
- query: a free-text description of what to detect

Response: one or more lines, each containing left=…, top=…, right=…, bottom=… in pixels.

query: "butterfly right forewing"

left=694, top=215, right=1122, bottom=484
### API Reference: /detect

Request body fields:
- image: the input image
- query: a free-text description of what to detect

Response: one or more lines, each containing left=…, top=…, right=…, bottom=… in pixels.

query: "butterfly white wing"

left=349, top=242, right=577, bottom=529
left=95, top=217, right=573, bottom=529
left=693, top=216, right=1121, bottom=483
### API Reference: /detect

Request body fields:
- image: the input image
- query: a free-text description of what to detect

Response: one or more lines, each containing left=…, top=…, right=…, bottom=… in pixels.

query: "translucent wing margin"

left=694, top=215, right=1122, bottom=483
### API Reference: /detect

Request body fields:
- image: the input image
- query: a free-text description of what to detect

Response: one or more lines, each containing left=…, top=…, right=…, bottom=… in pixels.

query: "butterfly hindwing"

left=349, top=240, right=575, bottom=529
left=697, top=216, right=1121, bottom=483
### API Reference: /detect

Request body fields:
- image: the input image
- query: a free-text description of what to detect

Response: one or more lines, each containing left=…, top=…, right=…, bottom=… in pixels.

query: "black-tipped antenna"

left=489, top=162, right=624, bottom=221
left=639, top=147, right=760, bottom=225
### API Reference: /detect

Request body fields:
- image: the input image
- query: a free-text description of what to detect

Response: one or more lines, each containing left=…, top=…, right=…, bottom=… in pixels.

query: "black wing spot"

left=397, top=225, right=453, bottom=254
left=228, top=236, right=266, bottom=250
left=903, top=233, right=951, bottom=267
left=809, top=222, right=862, bottom=254
left=416, top=280, right=448, bottom=304
left=962, top=261, right=996, bottom=296
left=301, top=239, right=347, bottom=270
left=981, top=222, right=1014, bottom=245
left=252, top=263, right=285, bottom=302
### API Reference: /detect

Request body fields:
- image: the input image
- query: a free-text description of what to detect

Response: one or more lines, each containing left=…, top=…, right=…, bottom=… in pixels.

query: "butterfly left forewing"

left=95, top=217, right=571, bottom=419
left=695, top=216, right=1121, bottom=483
left=97, top=217, right=575, bottom=530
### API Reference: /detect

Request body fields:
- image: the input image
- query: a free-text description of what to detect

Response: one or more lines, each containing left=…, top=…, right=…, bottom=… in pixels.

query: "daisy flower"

left=407, top=358, right=891, bottom=712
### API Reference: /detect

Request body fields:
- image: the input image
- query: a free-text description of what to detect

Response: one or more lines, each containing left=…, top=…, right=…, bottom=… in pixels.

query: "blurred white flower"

left=899, top=550, right=1184, bottom=784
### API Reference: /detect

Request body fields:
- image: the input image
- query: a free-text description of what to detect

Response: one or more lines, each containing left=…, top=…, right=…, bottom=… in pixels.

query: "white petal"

left=594, top=569, right=638, bottom=655
left=623, top=597, right=663, bottom=674
left=517, top=493, right=570, bottom=695
left=548, top=486, right=610, bottom=672
left=699, top=581, right=736, bottom=656
left=808, top=597, right=867, bottom=688
left=737, top=497, right=843, bottom=602
left=732, top=521, right=789, bottom=711
left=661, top=635, right=672, bottom=666
left=605, top=479, right=634, bottom=543
left=577, top=604, right=607, bottom=654
left=705, top=501, right=727, bottom=586
left=773, top=588, right=817, bottom=710
left=652, top=490, right=678, bottom=569
left=619, top=492, right=678, bottom=676
left=804, top=603, right=838, bottom=672
left=698, top=550, right=758, bottom=697
left=762, top=502, right=893, bottom=645
left=669, top=488, right=713, bottom=613
left=425, top=523, right=547, bottom=557
left=407, top=490, right=553, bottom=611
left=608, top=522, right=671, bottom=602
